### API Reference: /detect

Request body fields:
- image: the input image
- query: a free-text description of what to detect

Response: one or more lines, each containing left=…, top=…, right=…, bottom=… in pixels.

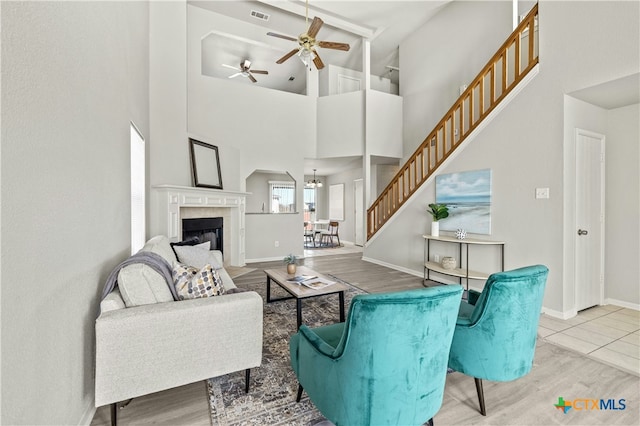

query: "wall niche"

left=246, top=170, right=297, bottom=214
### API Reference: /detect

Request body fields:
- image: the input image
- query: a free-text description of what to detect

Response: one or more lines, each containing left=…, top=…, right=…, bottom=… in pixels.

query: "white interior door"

left=354, top=179, right=364, bottom=246
left=575, top=129, right=605, bottom=311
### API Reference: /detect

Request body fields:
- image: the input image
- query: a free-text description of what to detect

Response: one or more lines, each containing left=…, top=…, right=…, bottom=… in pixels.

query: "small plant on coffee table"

left=284, top=254, right=298, bottom=274
left=283, top=254, right=297, bottom=265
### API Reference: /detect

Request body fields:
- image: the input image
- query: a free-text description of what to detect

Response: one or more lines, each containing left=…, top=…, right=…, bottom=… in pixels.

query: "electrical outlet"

left=433, top=254, right=440, bottom=263
left=274, top=241, right=279, bottom=247
left=535, top=187, right=549, bottom=199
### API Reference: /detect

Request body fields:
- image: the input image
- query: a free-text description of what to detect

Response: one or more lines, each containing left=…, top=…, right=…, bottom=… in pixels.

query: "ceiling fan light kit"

left=267, top=0, right=350, bottom=71
left=221, top=59, right=268, bottom=83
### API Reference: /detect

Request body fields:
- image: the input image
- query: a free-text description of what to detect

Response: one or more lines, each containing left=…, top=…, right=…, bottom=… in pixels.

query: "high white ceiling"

left=569, top=73, right=640, bottom=110
left=190, top=0, right=451, bottom=94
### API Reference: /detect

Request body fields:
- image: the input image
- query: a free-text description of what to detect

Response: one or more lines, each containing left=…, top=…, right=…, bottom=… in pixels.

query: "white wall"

left=605, top=103, right=640, bottom=306
left=400, top=1, right=512, bottom=162
left=185, top=5, right=316, bottom=260
left=317, top=91, right=365, bottom=158
left=366, top=1, right=639, bottom=316
left=1, top=1, right=149, bottom=424
left=366, top=91, right=403, bottom=158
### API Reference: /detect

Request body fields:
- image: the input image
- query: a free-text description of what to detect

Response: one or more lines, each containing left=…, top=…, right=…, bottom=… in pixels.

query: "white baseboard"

left=541, top=300, right=639, bottom=320
left=245, top=256, right=287, bottom=263
left=361, top=256, right=422, bottom=278
left=541, top=307, right=578, bottom=320
left=78, top=395, right=96, bottom=426
left=604, top=298, right=640, bottom=311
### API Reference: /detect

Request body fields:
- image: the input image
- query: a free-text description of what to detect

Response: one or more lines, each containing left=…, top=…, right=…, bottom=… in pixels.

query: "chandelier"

left=307, top=169, right=323, bottom=188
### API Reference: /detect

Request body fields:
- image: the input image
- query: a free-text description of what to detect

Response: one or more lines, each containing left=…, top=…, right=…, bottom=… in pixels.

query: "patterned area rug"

left=207, top=273, right=363, bottom=425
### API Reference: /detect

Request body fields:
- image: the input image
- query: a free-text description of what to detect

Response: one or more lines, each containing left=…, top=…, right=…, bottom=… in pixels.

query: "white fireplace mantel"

left=151, top=185, right=249, bottom=266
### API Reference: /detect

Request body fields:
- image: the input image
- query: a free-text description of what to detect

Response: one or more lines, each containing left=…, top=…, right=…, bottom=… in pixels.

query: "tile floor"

left=303, top=241, right=364, bottom=258
left=538, top=305, right=640, bottom=376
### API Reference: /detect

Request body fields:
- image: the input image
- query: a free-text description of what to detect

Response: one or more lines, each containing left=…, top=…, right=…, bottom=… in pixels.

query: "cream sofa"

left=95, top=236, right=263, bottom=421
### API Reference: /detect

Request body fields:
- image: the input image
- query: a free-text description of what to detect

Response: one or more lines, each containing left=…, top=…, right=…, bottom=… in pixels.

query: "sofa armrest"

left=95, top=291, right=263, bottom=406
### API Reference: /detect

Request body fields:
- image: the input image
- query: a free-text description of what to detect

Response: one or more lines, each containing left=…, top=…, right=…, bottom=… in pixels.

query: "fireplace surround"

left=151, top=185, right=248, bottom=266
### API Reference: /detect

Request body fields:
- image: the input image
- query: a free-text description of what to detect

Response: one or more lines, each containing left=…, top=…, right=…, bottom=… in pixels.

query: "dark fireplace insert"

left=182, top=217, right=223, bottom=254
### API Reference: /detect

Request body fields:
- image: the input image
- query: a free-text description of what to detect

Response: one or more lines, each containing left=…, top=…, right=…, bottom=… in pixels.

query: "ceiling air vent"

left=250, top=10, right=270, bottom=22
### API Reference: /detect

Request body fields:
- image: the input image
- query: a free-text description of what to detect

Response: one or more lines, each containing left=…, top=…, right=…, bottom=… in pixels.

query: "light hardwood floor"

left=92, top=253, right=640, bottom=425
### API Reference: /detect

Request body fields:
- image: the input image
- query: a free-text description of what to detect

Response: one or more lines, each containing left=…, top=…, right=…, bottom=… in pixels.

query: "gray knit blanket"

left=101, top=251, right=178, bottom=301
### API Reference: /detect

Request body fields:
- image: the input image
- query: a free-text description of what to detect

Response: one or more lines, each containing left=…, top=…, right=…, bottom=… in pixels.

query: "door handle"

left=577, top=229, right=588, bottom=236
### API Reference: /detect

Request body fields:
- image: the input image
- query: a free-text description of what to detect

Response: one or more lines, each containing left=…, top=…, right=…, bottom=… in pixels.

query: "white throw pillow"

left=173, top=244, right=222, bottom=270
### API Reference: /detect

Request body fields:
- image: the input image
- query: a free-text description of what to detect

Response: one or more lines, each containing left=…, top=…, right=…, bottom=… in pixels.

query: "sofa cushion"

left=118, top=263, right=174, bottom=307
left=173, top=244, right=222, bottom=270
left=141, top=235, right=178, bottom=265
left=170, top=237, right=207, bottom=258
left=173, top=263, right=225, bottom=300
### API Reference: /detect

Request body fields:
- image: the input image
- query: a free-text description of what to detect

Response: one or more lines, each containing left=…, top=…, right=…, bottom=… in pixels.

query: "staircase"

left=367, top=4, right=539, bottom=240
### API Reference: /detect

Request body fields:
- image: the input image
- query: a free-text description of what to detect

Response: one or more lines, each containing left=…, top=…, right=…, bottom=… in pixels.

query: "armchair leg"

left=245, top=368, right=251, bottom=393
left=474, top=378, right=487, bottom=416
left=110, top=403, right=117, bottom=426
left=296, top=384, right=303, bottom=402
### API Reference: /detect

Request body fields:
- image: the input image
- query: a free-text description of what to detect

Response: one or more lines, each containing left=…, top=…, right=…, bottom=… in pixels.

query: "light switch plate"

left=536, top=187, right=550, bottom=199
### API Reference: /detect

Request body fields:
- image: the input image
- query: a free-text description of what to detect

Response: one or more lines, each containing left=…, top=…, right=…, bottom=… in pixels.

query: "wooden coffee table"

left=264, top=265, right=349, bottom=329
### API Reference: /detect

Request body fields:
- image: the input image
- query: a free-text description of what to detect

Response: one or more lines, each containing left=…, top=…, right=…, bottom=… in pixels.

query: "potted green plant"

left=283, top=254, right=298, bottom=274
left=427, top=203, right=449, bottom=237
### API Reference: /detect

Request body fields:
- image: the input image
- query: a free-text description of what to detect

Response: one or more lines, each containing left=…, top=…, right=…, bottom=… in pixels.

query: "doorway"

left=574, top=128, right=605, bottom=311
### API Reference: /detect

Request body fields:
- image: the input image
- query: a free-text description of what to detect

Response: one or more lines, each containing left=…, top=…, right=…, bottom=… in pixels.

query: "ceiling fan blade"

left=222, top=64, right=240, bottom=71
left=228, top=73, right=242, bottom=79
left=317, top=41, right=351, bottom=51
left=250, top=70, right=269, bottom=75
left=247, top=73, right=258, bottom=83
left=312, top=50, right=325, bottom=70
left=276, top=48, right=300, bottom=64
left=307, top=16, right=323, bottom=39
left=267, top=32, right=298, bottom=42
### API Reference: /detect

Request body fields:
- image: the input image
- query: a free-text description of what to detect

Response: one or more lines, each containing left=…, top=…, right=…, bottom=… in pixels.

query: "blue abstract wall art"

left=436, top=169, right=492, bottom=235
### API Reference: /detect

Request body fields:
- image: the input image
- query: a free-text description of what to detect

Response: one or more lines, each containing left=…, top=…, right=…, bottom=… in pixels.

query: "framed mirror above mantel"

left=245, top=170, right=297, bottom=214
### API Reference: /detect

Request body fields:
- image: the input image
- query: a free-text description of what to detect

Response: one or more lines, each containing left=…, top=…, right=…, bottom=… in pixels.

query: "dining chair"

left=303, top=222, right=315, bottom=248
left=319, top=221, right=340, bottom=247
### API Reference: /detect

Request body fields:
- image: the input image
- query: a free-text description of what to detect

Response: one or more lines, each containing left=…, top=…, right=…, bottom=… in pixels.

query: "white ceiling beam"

left=256, top=0, right=378, bottom=39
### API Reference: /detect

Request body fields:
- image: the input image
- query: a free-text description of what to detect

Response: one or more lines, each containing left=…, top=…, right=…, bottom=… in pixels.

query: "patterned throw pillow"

left=173, top=263, right=225, bottom=300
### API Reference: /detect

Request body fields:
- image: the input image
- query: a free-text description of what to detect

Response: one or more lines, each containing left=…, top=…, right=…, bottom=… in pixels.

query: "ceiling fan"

left=266, top=0, right=350, bottom=70
left=222, top=59, right=268, bottom=83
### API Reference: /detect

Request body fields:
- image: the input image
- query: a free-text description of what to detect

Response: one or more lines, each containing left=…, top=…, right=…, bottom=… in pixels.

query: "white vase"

left=431, top=221, right=440, bottom=237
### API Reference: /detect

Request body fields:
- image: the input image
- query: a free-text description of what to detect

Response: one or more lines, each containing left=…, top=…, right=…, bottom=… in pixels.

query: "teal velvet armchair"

left=448, top=265, right=549, bottom=416
left=289, top=285, right=463, bottom=426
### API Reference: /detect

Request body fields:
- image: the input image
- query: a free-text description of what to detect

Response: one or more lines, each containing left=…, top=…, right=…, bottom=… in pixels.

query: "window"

left=130, top=123, right=145, bottom=254
left=269, top=181, right=295, bottom=213
left=303, top=187, right=316, bottom=222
